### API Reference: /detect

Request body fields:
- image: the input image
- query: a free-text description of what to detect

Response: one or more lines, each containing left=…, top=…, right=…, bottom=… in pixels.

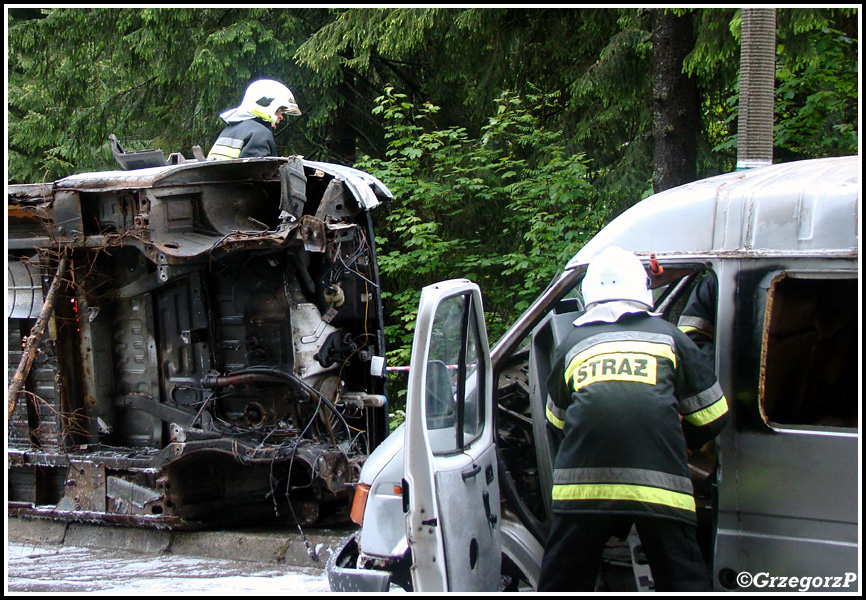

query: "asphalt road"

left=7, top=541, right=331, bottom=594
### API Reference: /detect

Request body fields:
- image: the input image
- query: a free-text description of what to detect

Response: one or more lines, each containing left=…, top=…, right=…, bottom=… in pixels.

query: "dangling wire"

left=264, top=393, right=325, bottom=563
left=321, top=226, right=379, bottom=290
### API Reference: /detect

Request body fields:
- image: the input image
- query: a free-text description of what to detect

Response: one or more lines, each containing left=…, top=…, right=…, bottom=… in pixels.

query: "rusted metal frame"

left=9, top=505, right=188, bottom=528
left=8, top=255, right=71, bottom=419
left=7, top=448, right=161, bottom=470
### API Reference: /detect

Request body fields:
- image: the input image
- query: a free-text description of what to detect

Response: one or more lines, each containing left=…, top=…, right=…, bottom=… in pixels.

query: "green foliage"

left=10, top=8, right=856, bottom=187
left=773, top=20, right=858, bottom=157
left=566, top=9, right=656, bottom=205
left=7, top=8, right=337, bottom=183
left=684, top=8, right=859, bottom=160
left=295, top=8, right=445, bottom=79
left=357, top=87, right=608, bottom=385
left=683, top=7, right=740, bottom=82
left=388, top=408, right=406, bottom=433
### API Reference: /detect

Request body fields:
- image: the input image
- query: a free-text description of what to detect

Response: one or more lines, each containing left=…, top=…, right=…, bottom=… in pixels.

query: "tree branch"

left=8, top=255, right=70, bottom=419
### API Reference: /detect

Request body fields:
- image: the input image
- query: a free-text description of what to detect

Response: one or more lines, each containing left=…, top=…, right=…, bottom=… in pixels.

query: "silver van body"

left=327, top=156, right=860, bottom=592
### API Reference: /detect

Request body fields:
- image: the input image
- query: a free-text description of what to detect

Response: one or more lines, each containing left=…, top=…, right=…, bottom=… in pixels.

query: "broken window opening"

left=760, top=273, right=858, bottom=430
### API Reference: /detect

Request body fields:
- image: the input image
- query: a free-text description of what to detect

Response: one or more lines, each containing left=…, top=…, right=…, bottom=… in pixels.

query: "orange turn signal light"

left=350, top=483, right=371, bottom=526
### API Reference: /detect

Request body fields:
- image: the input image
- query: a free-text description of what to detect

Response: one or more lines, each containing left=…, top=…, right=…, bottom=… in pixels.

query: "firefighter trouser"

left=538, top=513, right=712, bottom=592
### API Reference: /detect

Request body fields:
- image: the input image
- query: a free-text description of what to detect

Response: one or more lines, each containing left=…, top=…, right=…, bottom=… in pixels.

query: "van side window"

left=760, top=274, right=858, bottom=429
left=650, top=268, right=718, bottom=357
left=426, top=293, right=484, bottom=454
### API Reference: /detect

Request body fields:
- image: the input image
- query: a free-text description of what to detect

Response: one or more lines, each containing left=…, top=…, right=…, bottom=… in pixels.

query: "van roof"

left=570, top=156, right=860, bottom=268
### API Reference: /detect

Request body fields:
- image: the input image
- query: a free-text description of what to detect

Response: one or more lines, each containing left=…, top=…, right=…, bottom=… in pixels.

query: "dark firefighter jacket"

left=207, top=118, right=276, bottom=160
left=677, top=271, right=718, bottom=360
left=545, top=303, right=728, bottom=525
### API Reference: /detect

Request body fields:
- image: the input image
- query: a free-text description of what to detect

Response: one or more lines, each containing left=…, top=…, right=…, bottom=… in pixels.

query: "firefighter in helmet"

left=207, top=79, right=301, bottom=160
left=538, top=246, right=728, bottom=591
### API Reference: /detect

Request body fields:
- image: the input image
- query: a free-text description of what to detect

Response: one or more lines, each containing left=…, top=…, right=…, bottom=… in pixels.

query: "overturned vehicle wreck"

left=8, top=152, right=393, bottom=528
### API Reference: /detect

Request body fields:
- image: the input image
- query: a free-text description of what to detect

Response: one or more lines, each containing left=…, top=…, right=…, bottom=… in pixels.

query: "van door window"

left=760, top=274, right=858, bottom=429
left=426, top=293, right=484, bottom=454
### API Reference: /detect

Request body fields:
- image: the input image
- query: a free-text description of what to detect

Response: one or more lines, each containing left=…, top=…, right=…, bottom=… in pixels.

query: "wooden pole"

left=8, top=255, right=70, bottom=419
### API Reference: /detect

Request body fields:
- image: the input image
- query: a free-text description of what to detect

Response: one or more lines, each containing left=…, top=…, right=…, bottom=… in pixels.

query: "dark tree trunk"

left=651, top=9, right=699, bottom=193
left=327, top=50, right=357, bottom=165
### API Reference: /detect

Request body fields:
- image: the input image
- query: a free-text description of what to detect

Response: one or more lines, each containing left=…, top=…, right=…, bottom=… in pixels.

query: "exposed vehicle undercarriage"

left=8, top=153, right=392, bottom=529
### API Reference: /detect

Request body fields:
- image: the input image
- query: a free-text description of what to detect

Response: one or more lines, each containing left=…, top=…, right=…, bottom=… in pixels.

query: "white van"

left=327, top=156, right=860, bottom=592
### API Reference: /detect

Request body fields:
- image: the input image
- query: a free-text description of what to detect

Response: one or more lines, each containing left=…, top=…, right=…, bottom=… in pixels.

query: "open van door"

left=403, top=280, right=501, bottom=592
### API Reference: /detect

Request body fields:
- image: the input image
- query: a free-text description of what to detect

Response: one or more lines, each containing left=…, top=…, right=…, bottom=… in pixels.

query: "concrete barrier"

left=65, top=522, right=172, bottom=554
left=8, top=517, right=68, bottom=545
left=167, top=527, right=352, bottom=569
left=8, top=516, right=356, bottom=570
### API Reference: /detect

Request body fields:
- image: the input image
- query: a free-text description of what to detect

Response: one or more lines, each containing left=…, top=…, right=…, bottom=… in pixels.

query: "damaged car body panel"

left=8, top=156, right=393, bottom=528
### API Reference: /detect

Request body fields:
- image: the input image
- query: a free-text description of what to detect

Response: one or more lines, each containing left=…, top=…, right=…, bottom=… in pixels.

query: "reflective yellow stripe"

left=564, top=340, right=676, bottom=386
left=546, top=404, right=565, bottom=430
left=207, top=144, right=242, bottom=160
left=683, top=395, right=728, bottom=427
left=250, top=108, right=272, bottom=122
left=678, top=325, right=713, bottom=339
left=552, top=483, right=696, bottom=512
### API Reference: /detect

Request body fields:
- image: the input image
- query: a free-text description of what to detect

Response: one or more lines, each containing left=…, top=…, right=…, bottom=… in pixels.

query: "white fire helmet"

left=221, top=79, right=302, bottom=124
left=582, top=246, right=653, bottom=309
